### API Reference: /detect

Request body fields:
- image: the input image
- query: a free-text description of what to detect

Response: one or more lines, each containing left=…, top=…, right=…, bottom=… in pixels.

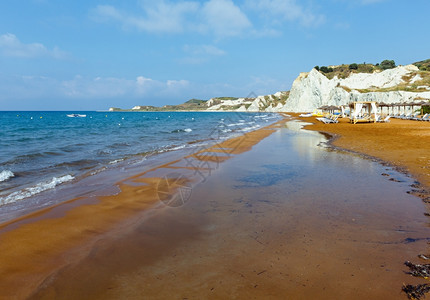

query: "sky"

left=0, top=0, right=429, bottom=111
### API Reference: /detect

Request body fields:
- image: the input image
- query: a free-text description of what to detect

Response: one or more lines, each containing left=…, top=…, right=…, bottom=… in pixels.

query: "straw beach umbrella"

left=378, top=102, right=387, bottom=115
left=413, top=101, right=428, bottom=115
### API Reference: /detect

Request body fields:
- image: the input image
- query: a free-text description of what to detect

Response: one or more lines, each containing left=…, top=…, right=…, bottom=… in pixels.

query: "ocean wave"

left=108, top=158, right=124, bottom=165
left=227, top=122, right=246, bottom=127
left=0, top=170, right=14, bottom=182
left=171, top=128, right=193, bottom=133
left=239, top=125, right=261, bottom=132
left=55, top=159, right=99, bottom=169
left=108, top=142, right=132, bottom=149
left=169, top=144, right=187, bottom=151
left=4, top=152, right=45, bottom=164
left=254, top=114, right=269, bottom=119
left=90, top=166, right=108, bottom=175
left=0, top=175, right=74, bottom=205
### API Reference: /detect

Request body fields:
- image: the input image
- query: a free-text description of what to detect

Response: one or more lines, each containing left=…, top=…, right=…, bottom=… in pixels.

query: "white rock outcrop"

left=280, top=65, right=429, bottom=112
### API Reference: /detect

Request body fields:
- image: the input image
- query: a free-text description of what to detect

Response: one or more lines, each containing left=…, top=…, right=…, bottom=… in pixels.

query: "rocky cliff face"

left=205, top=64, right=430, bottom=113
left=279, top=64, right=430, bottom=112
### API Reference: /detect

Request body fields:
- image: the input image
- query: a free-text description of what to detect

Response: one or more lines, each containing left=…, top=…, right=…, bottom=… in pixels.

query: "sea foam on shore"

left=0, top=170, right=14, bottom=182
left=0, top=175, right=74, bottom=205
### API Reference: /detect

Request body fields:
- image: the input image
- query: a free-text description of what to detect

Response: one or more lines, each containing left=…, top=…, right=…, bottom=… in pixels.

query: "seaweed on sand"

left=405, top=261, right=430, bottom=278
left=402, top=284, right=430, bottom=300
left=403, top=261, right=430, bottom=299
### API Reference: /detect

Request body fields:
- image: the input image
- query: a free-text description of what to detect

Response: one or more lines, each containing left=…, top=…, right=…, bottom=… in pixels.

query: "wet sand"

left=301, top=115, right=430, bottom=190
left=0, top=116, right=429, bottom=299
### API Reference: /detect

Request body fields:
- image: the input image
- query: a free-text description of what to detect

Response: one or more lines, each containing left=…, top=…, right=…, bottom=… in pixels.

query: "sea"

left=0, top=111, right=282, bottom=214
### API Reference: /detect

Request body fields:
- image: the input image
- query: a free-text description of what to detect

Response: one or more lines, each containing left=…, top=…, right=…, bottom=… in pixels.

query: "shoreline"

left=297, top=114, right=430, bottom=197
left=0, top=111, right=282, bottom=222
left=0, top=116, right=288, bottom=299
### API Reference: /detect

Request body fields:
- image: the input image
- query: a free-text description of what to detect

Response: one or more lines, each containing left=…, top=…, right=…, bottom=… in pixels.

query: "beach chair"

left=377, top=115, right=390, bottom=123
left=416, top=114, right=429, bottom=121
left=423, top=114, right=430, bottom=122
left=317, top=114, right=339, bottom=124
left=407, top=112, right=420, bottom=120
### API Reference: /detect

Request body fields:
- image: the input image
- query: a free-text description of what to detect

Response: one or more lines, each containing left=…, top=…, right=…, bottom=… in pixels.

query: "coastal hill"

left=110, top=60, right=430, bottom=113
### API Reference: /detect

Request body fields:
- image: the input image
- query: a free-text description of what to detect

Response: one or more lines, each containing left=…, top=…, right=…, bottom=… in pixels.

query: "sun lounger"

left=400, top=113, right=412, bottom=120
left=316, top=114, right=339, bottom=124
left=415, top=114, right=429, bottom=121
left=378, top=115, right=390, bottom=123
left=406, top=112, right=420, bottom=120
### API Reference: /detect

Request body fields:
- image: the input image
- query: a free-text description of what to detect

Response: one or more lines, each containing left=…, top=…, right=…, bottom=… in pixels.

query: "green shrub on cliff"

left=414, top=59, right=430, bottom=71
left=320, top=66, right=333, bottom=73
left=380, top=60, right=396, bottom=70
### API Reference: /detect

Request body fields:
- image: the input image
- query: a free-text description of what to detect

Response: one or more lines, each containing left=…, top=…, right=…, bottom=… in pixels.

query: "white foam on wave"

left=254, top=114, right=269, bottom=119
left=239, top=124, right=261, bottom=132
left=0, top=175, right=74, bottom=205
left=0, top=170, right=14, bottom=182
left=184, top=128, right=192, bottom=132
left=109, top=158, right=124, bottom=165
left=227, top=122, right=245, bottom=127
left=170, top=144, right=187, bottom=151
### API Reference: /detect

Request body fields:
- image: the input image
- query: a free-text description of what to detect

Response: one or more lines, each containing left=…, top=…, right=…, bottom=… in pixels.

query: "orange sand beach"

left=0, top=114, right=429, bottom=299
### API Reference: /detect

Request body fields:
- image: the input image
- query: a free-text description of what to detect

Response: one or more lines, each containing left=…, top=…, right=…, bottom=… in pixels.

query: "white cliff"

left=279, top=64, right=430, bottom=112
left=206, top=92, right=288, bottom=112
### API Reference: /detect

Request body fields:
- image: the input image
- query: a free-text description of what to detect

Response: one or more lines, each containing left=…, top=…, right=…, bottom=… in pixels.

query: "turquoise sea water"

left=0, top=111, right=281, bottom=209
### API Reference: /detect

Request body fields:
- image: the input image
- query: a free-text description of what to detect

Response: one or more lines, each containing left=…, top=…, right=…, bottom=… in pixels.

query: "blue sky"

left=0, top=0, right=429, bottom=110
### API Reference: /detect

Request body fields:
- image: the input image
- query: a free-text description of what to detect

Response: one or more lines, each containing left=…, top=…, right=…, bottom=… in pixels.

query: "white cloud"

left=61, top=75, right=191, bottom=98
left=167, top=79, right=189, bottom=88
left=92, top=1, right=325, bottom=39
left=62, top=76, right=136, bottom=98
left=93, top=0, right=251, bottom=38
left=180, top=44, right=226, bottom=65
left=0, top=74, right=192, bottom=103
left=244, top=0, right=325, bottom=27
left=201, top=0, right=252, bottom=37
left=93, top=2, right=199, bottom=34
left=0, top=33, right=66, bottom=59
